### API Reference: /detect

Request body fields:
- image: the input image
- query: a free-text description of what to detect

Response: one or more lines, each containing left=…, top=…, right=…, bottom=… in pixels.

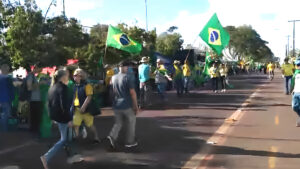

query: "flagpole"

left=104, top=45, right=108, bottom=58
left=184, top=36, right=199, bottom=62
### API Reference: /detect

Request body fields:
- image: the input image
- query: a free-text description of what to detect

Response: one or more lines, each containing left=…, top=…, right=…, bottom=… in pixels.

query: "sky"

left=35, top=0, right=300, bottom=60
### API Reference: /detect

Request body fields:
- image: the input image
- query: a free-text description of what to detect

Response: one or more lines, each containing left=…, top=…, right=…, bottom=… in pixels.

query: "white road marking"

left=182, top=84, right=266, bottom=169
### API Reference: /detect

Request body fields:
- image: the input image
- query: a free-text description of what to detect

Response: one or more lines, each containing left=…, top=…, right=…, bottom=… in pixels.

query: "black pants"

left=220, top=76, right=226, bottom=90
left=212, top=78, right=218, bottom=91
left=29, top=101, right=42, bottom=133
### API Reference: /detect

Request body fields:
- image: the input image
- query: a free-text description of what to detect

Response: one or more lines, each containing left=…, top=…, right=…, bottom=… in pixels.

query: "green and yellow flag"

left=106, top=25, right=142, bottom=54
left=199, top=13, right=230, bottom=55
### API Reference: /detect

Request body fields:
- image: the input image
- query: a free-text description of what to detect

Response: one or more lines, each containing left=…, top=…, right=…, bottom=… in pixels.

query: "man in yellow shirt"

left=267, top=62, right=275, bottom=80
left=182, top=60, right=191, bottom=94
left=282, top=58, right=295, bottom=95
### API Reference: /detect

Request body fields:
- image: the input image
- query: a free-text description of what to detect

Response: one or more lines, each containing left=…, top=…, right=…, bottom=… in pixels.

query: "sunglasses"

left=74, top=74, right=82, bottom=77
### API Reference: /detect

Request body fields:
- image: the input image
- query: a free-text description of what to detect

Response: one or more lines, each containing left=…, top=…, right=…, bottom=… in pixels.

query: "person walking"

left=219, top=63, right=228, bottom=93
left=267, top=62, right=275, bottom=80
left=173, top=60, right=184, bottom=97
left=209, top=63, right=219, bottom=93
left=40, top=69, right=82, bottom=169
left=106, top=60, right=140, bottom=149
left=0, top=64, right=14, bottom=131
left=291, top=59, right=300, bottom=127
left=138, top=57, right=151, bottom=108
left=182, top=60, right=191, bottom=94
left=281, top=58, right=294, bottom=95
left=154, top=59, right=172, bottom=102
left=71, top=69, right=100, bottom=143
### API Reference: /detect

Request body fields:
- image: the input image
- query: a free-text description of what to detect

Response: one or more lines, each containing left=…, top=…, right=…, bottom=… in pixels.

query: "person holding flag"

left=182, top=60, right=191, bottom=94
left=198, top=13, right=230, bottom=92
left=209, top=63, right=220, bottom=93
left=173, top=60, right=184, bottom=97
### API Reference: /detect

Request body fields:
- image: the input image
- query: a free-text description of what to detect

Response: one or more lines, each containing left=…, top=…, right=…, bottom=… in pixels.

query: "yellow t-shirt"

left=183, top=64, right=191, bottom=77
left=209, top=67, right=219, bottom=78
left=267, top=64, right=274, bottom=71
left=74, top=84, right=93, bottom=107
left=219, top=67, right=228, bottom=77
left=105, top=68, right=115, bottom=85
left=282, top=63, right=294, bottom=76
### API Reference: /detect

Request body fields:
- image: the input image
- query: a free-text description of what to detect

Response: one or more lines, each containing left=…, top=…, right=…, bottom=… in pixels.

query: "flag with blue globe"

left=106, top=25, right=142, bottom=54
left=199, top=13, right=230, bottom=55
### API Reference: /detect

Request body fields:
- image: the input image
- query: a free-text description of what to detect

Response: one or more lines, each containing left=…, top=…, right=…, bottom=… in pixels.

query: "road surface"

left=0, top=70, right=297, bottom=169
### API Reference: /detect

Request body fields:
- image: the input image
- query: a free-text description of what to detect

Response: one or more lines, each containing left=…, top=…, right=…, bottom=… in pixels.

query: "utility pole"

left=287, top=35, right=290, bottom=57
left=145, top=0, right=148, bottom=32
left=62, top=0, right=66, bottom=17
left=288, top=20, right=300, bottom=57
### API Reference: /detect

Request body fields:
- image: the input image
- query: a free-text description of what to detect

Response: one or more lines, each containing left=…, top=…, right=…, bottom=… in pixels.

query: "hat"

left=295, top=58, right=300, bottom=66
left=156, top=59, right=163, bottom=63
left=140, top=57, right=149, bottom=63
left=173, top=60, right=180, bottom=64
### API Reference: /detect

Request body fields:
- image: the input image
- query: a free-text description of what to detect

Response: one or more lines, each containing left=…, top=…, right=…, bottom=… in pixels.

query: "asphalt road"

left=0, top=71, right=288, bottom=169
left=202, top=71, right=300, bottom=169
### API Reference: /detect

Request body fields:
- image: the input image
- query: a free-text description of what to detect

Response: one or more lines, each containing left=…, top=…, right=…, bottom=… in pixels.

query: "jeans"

left=139, top=81, right=151, bottom=107
left=174, top=78, right=184, bottom=96
left=0, top=102, right=11, bottom=131
left=285, top=76, right=292, bottom=94
left=183, top=76, right=190, bottom=93
left=212, top=77, right=219, bottom=91
left=109, top=108, right=136, bottom=144
left=29, top=101, right=42, bottom=133
left=157, top=83, right=167, bottom=100
left=44, top=122, right=68, bottom=162
left=220, top=76, right=226, bottom=90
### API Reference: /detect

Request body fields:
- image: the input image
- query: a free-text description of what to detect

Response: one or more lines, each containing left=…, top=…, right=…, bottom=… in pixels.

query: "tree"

left=41, top=16, right=89, bottom=67
left=225, top=25, right=273, bottom=62
left=156, top=27, right=183, bottom=57
left=5, top=2, right=44, bottom=68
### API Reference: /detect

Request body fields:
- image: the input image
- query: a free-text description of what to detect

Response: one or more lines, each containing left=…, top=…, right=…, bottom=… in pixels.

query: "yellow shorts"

left=73, top=108, right=94, bottom=127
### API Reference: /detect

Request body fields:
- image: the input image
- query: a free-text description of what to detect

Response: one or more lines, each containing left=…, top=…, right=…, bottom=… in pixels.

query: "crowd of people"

left=0, top=56, right=277, bottom=169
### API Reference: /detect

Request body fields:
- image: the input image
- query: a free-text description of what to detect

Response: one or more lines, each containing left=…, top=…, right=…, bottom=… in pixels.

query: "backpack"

left=86, top=93, right=102, bottom=116
left=71, top=83, right=102, bottom=116
left=19, top=77, right=31, bottom=101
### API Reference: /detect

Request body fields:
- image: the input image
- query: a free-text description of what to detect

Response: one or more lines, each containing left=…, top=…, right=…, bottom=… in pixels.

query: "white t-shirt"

left=294, top=74, right=300, bottom=93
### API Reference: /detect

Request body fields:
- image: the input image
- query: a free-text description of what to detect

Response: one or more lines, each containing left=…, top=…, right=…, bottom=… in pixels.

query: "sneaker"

left=40, top=156, right=49, bottom=169
left=82, top=127, right=87, bottom=139
left=125, top=142, right=138, bottom=148
left=67, top=154, right=84, bottom=164
left=107, top=136, right=115, bottom=149
left=92, top=139, right=101, bottom=145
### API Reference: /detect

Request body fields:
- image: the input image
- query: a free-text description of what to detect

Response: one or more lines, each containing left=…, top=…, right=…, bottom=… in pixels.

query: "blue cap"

left=295, top=58, right=300, bottom=66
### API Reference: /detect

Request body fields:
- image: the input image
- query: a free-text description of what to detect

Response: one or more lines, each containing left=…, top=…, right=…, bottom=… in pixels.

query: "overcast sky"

left=35, top=0, right=300, bottom=60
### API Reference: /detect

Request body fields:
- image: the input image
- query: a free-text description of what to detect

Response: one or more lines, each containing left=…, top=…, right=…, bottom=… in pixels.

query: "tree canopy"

left=225, top=25, right=274, bottom=62
left=156, top=26, right=184, bottom=57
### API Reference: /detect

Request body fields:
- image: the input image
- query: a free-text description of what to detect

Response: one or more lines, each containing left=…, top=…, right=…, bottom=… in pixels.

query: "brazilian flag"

left=106, top=25, right=142, bottom=54
left=199, top=13, right=230, bottom=55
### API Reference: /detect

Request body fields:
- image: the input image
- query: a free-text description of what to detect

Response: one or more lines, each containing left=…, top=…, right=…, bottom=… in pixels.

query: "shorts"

left=73, top=108, right=94, bottom=127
